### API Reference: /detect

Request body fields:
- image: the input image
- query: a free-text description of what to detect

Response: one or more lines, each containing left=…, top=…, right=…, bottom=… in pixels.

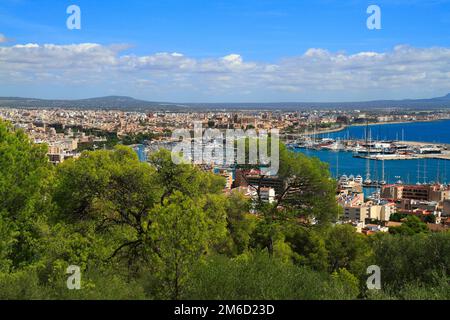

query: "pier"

left=288, top=137, right=450, bottom=161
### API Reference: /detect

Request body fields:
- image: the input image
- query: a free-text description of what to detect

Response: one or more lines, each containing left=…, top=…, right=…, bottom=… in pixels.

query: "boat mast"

left=336, top=152, right=339, bottom=179
left=443, top=161, right=447, bottom=184
left=437, top=160, right=440, bottom=184
left=313, top=123, right=316, bottom=143
left=365, top=121, right=371, bottom=183
left=417, top=160, right=421, bottom=184
left=423, top=160, right=427, bottom=184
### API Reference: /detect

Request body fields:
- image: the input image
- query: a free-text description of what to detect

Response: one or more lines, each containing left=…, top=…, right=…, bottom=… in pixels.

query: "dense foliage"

left=0, top=120, right=449, bottom=300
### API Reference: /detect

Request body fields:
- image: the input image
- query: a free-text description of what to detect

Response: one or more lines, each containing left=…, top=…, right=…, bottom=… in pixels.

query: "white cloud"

left=0, top=42, right=450, bottom=100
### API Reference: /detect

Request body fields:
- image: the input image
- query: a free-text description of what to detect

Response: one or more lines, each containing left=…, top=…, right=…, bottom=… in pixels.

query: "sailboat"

left=364, top=123, right=372, bottom=185
left=355, top=175, right=363, bottom=184
left=416, top=160, right=422, bottom=185
left=423, top=159, right=428, bottom=185
left=378, top=149, right=387, bottom=185
left=364, top=161, right=372, bottom=185
left=336, top=152, right=339, bottom=179
left=380, top=157, right=386, bottom=185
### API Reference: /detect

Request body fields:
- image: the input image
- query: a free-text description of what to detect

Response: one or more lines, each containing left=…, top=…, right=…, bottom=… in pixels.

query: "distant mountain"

left=1, top=93, right=450, bottom=111
left=430, top=93, right=450, bottom=101
left=0, top=96, right=181, bottom=111
left=184, top=93, right=450, bottom=110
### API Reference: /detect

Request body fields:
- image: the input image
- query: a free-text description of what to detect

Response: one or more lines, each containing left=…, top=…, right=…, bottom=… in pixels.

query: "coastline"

left=299, top=119, right=450, bottom=162
left=350, top=118, right=449, bottom=128
left=304, top=118, right=450, bottom=136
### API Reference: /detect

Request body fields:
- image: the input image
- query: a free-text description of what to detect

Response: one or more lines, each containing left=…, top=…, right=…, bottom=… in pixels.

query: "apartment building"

left=381, top=184, right=450, bottom=202
left=343, top=202, right=395, bottom=223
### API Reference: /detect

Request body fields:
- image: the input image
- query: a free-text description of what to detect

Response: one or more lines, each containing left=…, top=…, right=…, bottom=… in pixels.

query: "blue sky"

left=1, top=0, right=450, bottom=102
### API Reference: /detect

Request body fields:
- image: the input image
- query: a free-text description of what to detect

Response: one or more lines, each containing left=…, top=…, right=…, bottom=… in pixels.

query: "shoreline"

left=303, top=118, right=450, bottom=136
left=350, top=118, right=449, bottom=128
left=293, top=119, right=450, bottom=162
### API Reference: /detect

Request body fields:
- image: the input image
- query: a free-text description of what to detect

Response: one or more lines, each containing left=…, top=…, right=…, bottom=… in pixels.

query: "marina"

left=289, top=120, right=450, bottom=187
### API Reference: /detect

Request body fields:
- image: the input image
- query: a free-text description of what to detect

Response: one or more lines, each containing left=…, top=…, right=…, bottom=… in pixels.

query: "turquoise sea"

left=293, top=119, right=450, bottom=185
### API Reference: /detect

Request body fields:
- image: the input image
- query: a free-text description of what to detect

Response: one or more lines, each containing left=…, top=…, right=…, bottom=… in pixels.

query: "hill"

left=1, top=93, right=450, bottom=111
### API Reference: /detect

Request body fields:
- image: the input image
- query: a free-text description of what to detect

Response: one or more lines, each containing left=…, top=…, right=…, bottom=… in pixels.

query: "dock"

left=289, top=138, right=450, bottom=161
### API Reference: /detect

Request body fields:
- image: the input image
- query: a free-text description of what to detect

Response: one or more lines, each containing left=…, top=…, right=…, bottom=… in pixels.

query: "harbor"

left=288, top=138, right=450, bottom=161
left=286, top=121, right=450, bottom=161
left=288, top=120, right=450, bottom=187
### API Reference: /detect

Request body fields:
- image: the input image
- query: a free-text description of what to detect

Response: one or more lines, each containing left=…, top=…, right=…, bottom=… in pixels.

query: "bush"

left=184, top=251, right=360, bottom=300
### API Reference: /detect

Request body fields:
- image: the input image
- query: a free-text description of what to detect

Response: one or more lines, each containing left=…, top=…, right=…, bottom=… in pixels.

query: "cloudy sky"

left=1, top=0, right=450, bottom=102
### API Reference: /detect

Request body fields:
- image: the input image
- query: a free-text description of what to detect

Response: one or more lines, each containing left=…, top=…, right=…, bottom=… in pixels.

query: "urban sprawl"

left=1, top=106, right=450, bottom=235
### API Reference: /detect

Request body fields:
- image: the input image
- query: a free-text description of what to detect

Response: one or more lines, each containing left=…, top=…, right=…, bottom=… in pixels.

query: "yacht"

left=364, top=173, right=372, bottom=185
left=339, top=174, right=349, bottom=183
left=355, top=175, right=363, bottom=184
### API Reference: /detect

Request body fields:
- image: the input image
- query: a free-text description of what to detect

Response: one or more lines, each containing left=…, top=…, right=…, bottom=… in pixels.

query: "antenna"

left=374, top=156, right=378, bottom=181
left=417, top=160, right=421, bottom=184
left=336, top=152, right=339, bottom=179
left=443, top=161, right=447, bottom=184
left=364, top=122, right=371, bottom=184
left=313, top=123, right=316, bottom=143
left=437, top=160, right=440, bottom=184
left=423, top=160, right=427, bottom=184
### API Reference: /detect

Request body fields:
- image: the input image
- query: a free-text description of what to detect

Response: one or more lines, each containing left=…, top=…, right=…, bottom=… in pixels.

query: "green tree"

left=277, top=144, right=339, bottom=224
left=0, top=120, right=53, bottom=271
left=389, top=215, right=429, bottom=235
left=324, top=225, right=373, bottom=278
left=148, top=192, right=217, bottom=299
left=285, top=226, right=329, bottom=272
left=370, top=232, right=450, bottom=291
left=149, top=149, right=224, bottom=205
left=223, top=191, right=256, bottom=255
left=184, top=251, right=360, bottom=300
left=248, top=143, right=339, bottom=256
left=331, top=268, right=360, bottom=298
left=52, top=146, right=159, bottom=270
